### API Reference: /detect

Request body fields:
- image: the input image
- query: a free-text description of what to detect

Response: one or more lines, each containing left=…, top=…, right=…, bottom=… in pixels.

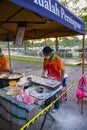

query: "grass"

left=71, top=56, right=81, bottom=61
left=6, top=56, right=43, bottom=63
left=6, top=55, right=86, bottom=67
left=64, top=63, right=78, bottom=67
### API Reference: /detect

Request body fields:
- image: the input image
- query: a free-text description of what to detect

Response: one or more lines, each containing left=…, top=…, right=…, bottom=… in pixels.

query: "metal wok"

left=0, top=73, right=23, bottom=86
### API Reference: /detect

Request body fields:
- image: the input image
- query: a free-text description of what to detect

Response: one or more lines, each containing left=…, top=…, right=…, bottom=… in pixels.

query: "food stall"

left=0, top=0, right=85, bottom=129
left=0, top=75, right=62, bottom=126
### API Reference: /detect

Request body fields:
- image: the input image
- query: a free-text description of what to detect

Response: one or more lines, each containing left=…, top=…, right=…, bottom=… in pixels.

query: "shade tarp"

left=11, top=0, right=85, bottom=34
left=0, top=0, right=85, bottom=41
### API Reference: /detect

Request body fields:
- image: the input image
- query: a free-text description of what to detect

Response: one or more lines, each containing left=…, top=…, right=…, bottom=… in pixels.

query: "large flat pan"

left=29, top=75, right=61, bottom=90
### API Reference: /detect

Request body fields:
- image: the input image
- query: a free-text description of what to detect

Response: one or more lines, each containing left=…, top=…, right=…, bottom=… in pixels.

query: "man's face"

left=45, top=52, right=53, bottom=60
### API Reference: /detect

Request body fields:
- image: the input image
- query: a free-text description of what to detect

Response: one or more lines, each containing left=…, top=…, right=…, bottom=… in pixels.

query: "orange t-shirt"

left=0, top=55, right=8, bottom=74
left=43, top=54, right=64, bottom=81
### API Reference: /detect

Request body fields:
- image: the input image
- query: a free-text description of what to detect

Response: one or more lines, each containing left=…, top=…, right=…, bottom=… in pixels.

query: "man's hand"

left=42, top=70, right=46, bottom=77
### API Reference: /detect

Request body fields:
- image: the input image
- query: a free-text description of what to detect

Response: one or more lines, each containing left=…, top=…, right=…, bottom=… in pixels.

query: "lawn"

left=6, top=56, right=43, bottom=63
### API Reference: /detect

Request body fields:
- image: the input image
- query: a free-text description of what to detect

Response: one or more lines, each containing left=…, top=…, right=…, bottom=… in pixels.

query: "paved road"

left=11, top=60, right=87, bottom=86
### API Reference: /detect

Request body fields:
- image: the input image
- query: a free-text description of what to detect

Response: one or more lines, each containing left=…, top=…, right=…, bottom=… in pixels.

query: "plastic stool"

left=77, top=90, right=87, bottom=114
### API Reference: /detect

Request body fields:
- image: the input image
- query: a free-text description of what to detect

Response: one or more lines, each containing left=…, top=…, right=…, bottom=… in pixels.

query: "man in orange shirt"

left=0, top=48, right=12, bottom=87
left=42, top=46, right=65, bottom=112
left=42, top=46, right=65, bottom=81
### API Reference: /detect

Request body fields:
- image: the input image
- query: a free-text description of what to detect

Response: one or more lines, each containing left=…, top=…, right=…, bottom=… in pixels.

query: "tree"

left=58, top=0, right=87, bottom=31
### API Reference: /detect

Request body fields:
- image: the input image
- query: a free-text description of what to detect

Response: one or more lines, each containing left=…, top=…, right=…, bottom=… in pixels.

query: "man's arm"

left=60, top=69, right=65, bottom=81
left=42, top=67, right=46, bottom=77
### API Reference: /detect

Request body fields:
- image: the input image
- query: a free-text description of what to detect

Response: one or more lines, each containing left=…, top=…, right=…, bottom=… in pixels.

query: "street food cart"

left=0, top=0, right=85, bottom=129
left=0, top=75, right=62, bottom=126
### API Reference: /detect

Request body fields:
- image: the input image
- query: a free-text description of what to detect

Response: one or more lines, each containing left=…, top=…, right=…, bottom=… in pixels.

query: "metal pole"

left=8, top=41, right=12, bottom=71
left=24, top=41, right=26, bottom=53
left=55, top=37, right=58, bottom=52
left=6, top=35, right=12, bottom=71
left=82, top=35, right=85, bottom=74
left=6, top=34, right=12, bottom=71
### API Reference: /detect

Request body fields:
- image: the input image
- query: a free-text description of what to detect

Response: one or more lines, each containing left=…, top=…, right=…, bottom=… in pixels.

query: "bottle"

left=27, top=77, right=32, bottom=86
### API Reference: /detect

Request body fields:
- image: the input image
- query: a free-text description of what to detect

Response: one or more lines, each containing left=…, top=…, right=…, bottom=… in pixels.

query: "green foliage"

left=56, top=52, right=73, bottom=58
left=59, top=36, right=85, bottom=47
left=58, top=0, right=87, bottom=30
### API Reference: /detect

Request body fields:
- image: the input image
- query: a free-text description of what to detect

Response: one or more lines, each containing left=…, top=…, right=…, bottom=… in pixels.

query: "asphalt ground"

left=0, top=60, right=87, bottom=130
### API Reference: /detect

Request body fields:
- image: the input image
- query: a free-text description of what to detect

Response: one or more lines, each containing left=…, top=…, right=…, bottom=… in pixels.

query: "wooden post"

left=55, top=37, right=58, bottom=52
left=8, top=41, right=12, bottom=71
left=82, top=35, right=85, bottom=74
left=6, top=35, right=12, bottom=71
left=81, top=35, right=85, bottom=114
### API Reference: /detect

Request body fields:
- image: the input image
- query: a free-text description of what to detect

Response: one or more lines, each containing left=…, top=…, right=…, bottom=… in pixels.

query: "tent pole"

left=82, top=35, right=85, bottom=74
left=81, top=35, right=85, bottom=114
left=8, top=41, right=12, bottom=71
left=55, top=37, right=59, bottom=52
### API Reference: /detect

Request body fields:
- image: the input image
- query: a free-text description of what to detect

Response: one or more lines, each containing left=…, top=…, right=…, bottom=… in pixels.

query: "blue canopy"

left=0, top=0, right=85, bottom=41
left=10, top=0, right=85, bottom=35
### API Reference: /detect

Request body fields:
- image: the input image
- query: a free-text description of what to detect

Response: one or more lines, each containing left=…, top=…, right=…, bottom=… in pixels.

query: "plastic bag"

left=78, top=75, right=87, bottom=90
left=76, top=88, right=85, bottom=99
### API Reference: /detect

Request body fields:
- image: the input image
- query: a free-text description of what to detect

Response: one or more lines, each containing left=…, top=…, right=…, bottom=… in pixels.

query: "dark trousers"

left=0, top=80, right=5, bottom=88
left=54, top=78, right=67, bottom=109
left=44, top=92, right=60, bottom=109
left=54, top=92, right=60, bottom=109
left=54, top=99, right=60, bottom=109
